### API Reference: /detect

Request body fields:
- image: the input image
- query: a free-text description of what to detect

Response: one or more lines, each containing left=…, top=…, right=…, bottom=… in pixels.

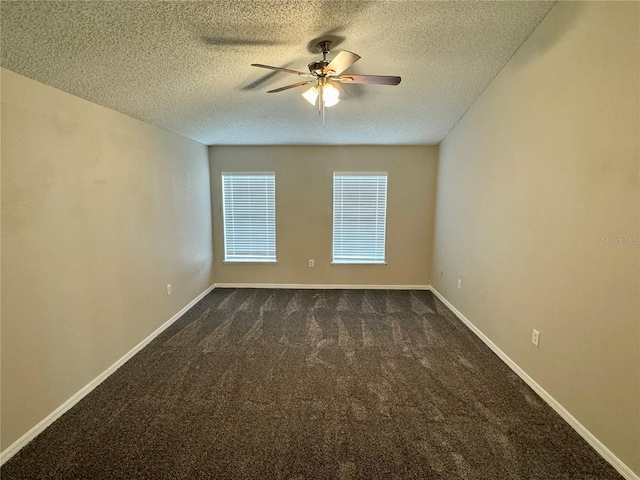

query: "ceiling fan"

left=251, top=40, right=401, bottom=125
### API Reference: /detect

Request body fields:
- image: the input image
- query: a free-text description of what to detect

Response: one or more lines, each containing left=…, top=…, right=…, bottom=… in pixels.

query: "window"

left=222, top=172, right=276, bottom=262
left=332, top=172, right=388, bottom=264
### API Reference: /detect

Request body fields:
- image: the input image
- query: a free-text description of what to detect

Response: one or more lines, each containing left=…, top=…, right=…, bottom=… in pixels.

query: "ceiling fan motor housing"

left=308, top=60, right=330, bottom=76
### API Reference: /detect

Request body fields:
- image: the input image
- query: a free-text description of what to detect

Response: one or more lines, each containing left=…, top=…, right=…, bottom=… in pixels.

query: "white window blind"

left=222, top=173, right=276, bottom=262
left=332, top=172, right=388, bottom=264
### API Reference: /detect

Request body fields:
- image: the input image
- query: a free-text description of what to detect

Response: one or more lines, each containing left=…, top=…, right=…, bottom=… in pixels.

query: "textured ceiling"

left=1, top=1, right=554, bottom=146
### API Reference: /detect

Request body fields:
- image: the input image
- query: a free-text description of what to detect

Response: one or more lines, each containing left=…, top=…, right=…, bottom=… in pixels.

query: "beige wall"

left=1, top=69, right=213, bottom=451
left=209, top=145, right=437, bottom=287
left=432, top=2, right=639, bottom=475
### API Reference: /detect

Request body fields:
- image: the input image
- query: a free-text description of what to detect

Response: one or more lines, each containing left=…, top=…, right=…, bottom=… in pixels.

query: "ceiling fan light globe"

left=323, top=96, right=340, bottom=107
left=302, top=86, right=319, bottom=105
left=323, top=83, right=340, bottom=102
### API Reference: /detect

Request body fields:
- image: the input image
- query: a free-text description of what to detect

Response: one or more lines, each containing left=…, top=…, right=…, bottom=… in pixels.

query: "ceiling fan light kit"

left=302, top=81, right=340, bottom=107
left=251, top=40, right=401, bottom=125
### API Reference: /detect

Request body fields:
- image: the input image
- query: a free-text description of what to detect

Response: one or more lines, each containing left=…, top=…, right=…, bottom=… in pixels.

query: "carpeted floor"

left=2, top=289, right=623, bottom=479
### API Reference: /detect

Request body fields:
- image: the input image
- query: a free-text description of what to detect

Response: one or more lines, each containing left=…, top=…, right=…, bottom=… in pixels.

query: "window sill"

left=223, top=260, right=278, bottom=264
left=331, top=261, right=387, bottom=265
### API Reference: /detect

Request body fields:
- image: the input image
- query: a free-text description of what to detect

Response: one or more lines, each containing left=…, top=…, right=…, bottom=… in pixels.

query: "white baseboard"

left=428, top=287, right=639, bottom=480
left=213, top=283, right=430, bottom=290
left=0, top=284, right=215, bottom=466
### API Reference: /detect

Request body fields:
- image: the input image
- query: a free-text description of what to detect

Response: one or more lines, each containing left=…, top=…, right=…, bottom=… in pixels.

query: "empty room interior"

left=1, top=1, right=639, bottom=479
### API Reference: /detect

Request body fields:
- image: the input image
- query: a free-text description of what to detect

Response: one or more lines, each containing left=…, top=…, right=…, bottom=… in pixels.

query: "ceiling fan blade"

left=251, top=64, right=312, bottom=77
left=267, top=80, right=314, bottom=93
left=336, top=74, right=401, bottom=85
left=323, top=51, right=360, bottom=75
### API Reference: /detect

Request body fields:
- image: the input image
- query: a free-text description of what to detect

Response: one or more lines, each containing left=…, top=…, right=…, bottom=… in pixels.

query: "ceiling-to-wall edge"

left=0, top=67, right=209, bottom=148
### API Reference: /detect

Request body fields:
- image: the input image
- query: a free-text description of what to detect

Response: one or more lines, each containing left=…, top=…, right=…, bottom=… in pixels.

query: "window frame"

left=332, top=172, right=388, bottom=265
left=221, top=172, right=277, bottom=263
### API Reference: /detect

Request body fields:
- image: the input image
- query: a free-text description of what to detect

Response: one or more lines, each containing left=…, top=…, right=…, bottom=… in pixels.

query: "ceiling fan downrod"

left=308, top=41, right=332, bottom=76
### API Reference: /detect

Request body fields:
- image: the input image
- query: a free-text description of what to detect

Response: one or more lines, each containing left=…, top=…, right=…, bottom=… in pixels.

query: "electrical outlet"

left=532, top=329, right=540, bottom=347
left=309, top=259, right=315, bottom=268
left=440, top=270, right=444, bottom=277
left=166, top=284, right=172, bottom=296
left=457, top=278, right=462, bottom=289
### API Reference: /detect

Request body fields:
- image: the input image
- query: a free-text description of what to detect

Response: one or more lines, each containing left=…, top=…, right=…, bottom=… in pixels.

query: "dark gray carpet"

left=2, top=289, right=623, bottom=479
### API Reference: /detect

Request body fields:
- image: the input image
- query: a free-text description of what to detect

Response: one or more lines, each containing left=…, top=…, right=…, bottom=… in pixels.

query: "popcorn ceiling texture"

left=1, top=1, right=554, bottom=145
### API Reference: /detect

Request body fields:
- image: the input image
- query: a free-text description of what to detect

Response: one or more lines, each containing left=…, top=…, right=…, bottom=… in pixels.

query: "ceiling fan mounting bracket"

left=316, top=40, right=332, bottom=56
